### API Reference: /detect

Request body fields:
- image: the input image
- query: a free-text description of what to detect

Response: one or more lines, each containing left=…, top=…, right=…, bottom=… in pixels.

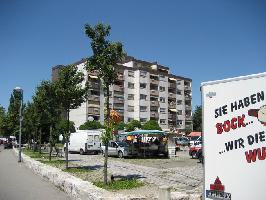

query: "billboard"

left=201, top=72, right=266, bottom=200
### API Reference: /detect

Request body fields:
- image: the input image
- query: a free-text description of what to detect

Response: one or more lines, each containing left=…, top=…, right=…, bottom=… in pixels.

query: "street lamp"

left=14, top=86, right=23, bottom=162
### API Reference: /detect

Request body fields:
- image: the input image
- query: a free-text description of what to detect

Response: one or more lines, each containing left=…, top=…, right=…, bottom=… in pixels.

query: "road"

left=0, top=145, right=72, bottom=200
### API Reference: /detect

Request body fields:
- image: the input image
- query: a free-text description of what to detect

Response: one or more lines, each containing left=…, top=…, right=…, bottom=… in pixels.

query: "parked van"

left=68, top=130, right=103, bottom=155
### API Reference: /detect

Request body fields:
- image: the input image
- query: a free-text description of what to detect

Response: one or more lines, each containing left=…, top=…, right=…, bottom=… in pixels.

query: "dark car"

left=4, top=138, right=13, bottom=149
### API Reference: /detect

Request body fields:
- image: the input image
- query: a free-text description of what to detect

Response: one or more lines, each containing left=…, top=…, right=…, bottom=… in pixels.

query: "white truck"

left=201, top=72, right=266, bottom=200
left=68, top=130, right=103, bottom=155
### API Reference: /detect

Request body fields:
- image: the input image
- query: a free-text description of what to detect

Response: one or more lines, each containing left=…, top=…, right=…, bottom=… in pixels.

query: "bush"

left=94, top=178, right=144, bottom=191
left=142, top=120, right=162, bottom=130
left=79, top=121, right=103, bottom=130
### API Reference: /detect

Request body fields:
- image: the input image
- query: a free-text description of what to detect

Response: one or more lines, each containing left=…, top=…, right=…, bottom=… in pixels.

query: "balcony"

left=168, top=103, right=176, bottom=109
left=185, top=105, right=192, bottom=109
left=117, top=73, right=124, bottom=81
left=168, top=82, right=176, bottom=89
left=88, top=107, right=100, bottom=115
left=113, top=98, right=124, bottom=104
left=185, top=95, right=192, bottom=100
left=150, top=101, right=159, bottom=107
left=150, top=90, right=159, bottom=96
left=113, top=85, right=124, bottom=92
left=185, top=115, right=192, bottom=120
left=150, top=79, right=159, bottom=85
left=150, top=112, right=159, bottom=119
left=184, top=85, right=191, bottom=90
left=89, top=82, right=100, bottom=90
left=88, top=95, right=100, bottom=101
left=88, top=70, right=98, bottom=77
left=168, top=93, right=176, bottom=99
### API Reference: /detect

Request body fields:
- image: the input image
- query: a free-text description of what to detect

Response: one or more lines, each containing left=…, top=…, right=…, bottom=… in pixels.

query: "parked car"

left=189, top=142, right=202, bottom=159
left=4, top=139, right=13, bottom=149
left=101, top=141, right=130, bottom=158
left=189, top=136, right=202, bottom=146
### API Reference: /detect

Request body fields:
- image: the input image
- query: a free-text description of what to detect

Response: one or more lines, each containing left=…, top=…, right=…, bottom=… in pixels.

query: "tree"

left=85, top=23, right=125, bottom=184
left=125, top=120, right=141, bottom=132
left=193, top=105, right=202, bottom=131
left=114, top=122, right=126, bottom=131
left=79, top=121, right=103, bottom=130
left=55, top=119, right=75, bottom=144
left=142, top=120, right=162, bottom=130
left=6, top=90, right=23, bottom=137
left=54, top=65, right=87, bottom=168
left=0, top=105, right=7, bottom=136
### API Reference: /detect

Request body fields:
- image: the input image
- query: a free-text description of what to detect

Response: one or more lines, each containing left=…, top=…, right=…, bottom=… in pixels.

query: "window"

left=177, top=110, right=183, bottom=115
left=177, top=90, right=182, bottom=95
left=177, top=100, right=182, bottom=105
left=160, top=108, right=166, bottom=113
left=159, top=86, right=165, bottom=92
left=140, top=94, right=147, bottom=100
left=177, top=81, right=181, bottom=85
left=159, top=74, right=165, bottom=79
left=140, top=106, right=147, bottom=112
left=140, top=71, right=147, bottom=77
left=128, top=82, right=134, bottom=89
left=177, top=120, right=183, bottom=125
left=160, top=119, right=166, bottom=124
left=128, top=117, right=133, bottom=122
left=140, top=118, right=147, bottom=122
left=128, top=105, right=134, bottom=112
left=140, top=83, right=146, bottom=89
left=128, top=70, right=134, bottom=77
left=128, top=94, right=134, bottom=100
left=160, top=97, right=165, bottom=103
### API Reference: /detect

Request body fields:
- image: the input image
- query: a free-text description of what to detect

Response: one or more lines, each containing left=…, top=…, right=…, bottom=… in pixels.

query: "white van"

left=68, top=130, right=102, bottom=155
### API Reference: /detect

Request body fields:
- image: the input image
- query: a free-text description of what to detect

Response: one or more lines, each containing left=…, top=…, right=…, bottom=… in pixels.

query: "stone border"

left=13, top=148, right=202, bottom=200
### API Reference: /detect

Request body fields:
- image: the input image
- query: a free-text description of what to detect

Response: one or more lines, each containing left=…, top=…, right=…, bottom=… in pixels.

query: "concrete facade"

left=52, top=56, right=192, bottom=131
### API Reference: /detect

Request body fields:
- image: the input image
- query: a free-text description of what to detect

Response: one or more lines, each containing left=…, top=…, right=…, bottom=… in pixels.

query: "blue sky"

left=0, top=0, right=265, bottom=110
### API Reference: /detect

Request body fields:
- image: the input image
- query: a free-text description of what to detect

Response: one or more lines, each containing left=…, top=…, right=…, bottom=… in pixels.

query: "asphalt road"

left=0, top=145, right=72, bottom=200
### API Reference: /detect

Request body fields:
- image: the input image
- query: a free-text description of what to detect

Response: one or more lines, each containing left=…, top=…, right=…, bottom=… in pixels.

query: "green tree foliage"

left=125, top=120, right=141, bottom=132
left=55, top=119, right=75, bottom=143
left=193, top=105, right=202, bottom=131
left=54, top=64, right=87, bottom=168
left=0, top=105, right=8, bottom=136
left=114, top=122, right=126, bottom=131
left=6, top=90, right=23, bottom=137
left=79, top=121, right=103, bottom=130
left=141, top=120, right=162, bottom=130
left=85, top=23, right=125, bottom=184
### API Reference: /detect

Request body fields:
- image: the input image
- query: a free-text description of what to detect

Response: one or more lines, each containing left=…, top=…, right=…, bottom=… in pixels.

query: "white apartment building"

left=52, top=56, right=192, bottom=131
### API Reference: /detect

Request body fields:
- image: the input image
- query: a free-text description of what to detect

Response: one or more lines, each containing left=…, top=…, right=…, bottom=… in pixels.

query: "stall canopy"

left=126, top=130, right=166, bottom=136
left=188, top=132, right=201, bottom=137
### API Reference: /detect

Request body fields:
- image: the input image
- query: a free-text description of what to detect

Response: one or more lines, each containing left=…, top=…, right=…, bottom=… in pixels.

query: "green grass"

left=63, top=167, right=90, bottom=174
left=23, top=149, right=50, bottom=159
left=94, top=179, right=144, bottom=191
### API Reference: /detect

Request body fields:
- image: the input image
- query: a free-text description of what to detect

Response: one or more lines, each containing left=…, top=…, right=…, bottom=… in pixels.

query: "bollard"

left=159, top=185, right=170, bottom=200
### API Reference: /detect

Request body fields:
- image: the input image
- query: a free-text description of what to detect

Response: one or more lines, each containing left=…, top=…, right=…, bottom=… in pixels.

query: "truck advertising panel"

left=201, top=72, right=266, bottom=200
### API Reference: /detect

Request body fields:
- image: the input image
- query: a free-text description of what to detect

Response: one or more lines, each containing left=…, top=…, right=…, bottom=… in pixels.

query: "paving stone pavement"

left=68, top=153, right=203, bottom=194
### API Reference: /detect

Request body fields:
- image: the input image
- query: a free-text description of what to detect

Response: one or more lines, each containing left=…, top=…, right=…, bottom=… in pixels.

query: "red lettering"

left=258, top=147, right=266, bottom=160
left=223, top=120, right=231, bottom=132
left=245, top=149, right=257, bottom=163
left=238, top=114, right=246, bottom=128
left=216, top=123, right=223, bottom=134
left=231, top=117, right=237, bottom=129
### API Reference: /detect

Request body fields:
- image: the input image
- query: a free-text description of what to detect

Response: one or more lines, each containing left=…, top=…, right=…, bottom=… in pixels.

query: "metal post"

left=18, top=90, right=23, bottom=162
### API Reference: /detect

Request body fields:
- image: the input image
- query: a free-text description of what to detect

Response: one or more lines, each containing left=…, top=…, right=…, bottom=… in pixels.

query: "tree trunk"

left=49, top=126, right=53, bottom=161
left=38, top=129, right=42, bottom=154
left=65, top=109, right=70, bottom=169
left=104, top=84, right=110, bottom=184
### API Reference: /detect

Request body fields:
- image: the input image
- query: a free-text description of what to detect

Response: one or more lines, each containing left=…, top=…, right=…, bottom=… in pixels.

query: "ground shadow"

left=112, top=174, right=146, bottom=180
left=67, top=164, right=103, bottom=171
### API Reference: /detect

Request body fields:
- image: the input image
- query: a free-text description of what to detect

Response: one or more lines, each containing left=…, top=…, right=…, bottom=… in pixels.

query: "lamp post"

left=14, top=87, right=23, bottom=162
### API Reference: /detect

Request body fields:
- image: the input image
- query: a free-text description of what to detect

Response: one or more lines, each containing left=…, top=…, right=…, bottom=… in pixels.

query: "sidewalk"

left=0, top=146, right=72, bottom=200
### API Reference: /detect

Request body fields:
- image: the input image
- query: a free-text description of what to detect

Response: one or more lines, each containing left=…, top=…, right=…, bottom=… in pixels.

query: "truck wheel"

left=191, top=151, right=197, bottom=159
left=80, top=149, right=84, bottom=155
left=118, top=151, right=123, bottom=158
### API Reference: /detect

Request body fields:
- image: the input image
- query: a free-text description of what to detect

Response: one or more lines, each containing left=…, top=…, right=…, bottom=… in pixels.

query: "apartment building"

left=52, top=56, right=192, bottom=131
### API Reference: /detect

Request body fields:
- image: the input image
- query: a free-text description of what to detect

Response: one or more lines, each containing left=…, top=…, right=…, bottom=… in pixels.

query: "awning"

left=126, top=130, right=166, bottom=136
left=89, top=75, right=98, bottom=79
left=188, top=132, right=201, bottom=137
left=169, top=77, right=176, bottom=81
left=169, top=109, right=177, bottom=112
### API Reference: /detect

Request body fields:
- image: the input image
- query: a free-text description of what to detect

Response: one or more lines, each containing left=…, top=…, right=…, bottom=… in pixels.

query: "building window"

left=159, top=74, right=165, bottom=79
left=159, top=86, right=165, bottom=92
left=128, top=70, right=134, bottom=77
left=128, top=117, right=133, bottom=122
left=160, top=119, right=166, bottom=124
left=177, top=120, right=183, bottom=125
left=128, top=105, right=134, bottom=112
left=160, top=97, right=165, bottom=103
left=140, top=106, right=147, bottom=112
left=140, top=94, right=147, bottom=100
left=140, top=71, right=147, bottom=77
left=160, top=108, right=166, bottom=113
left=140, top=118, right=147, bottom=123
left=177, top=100, right=182, bottom=105
left=177, top=110, right=182, bottom=115
left=128, top=94, right=134, bottom=100
left=177, top=81, right=182, bottom=85
left=140, top=83, right=147, bottom=89
left=128, top=82, right=134, bottom=89
left=177, top=90, right=182, bottom=95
